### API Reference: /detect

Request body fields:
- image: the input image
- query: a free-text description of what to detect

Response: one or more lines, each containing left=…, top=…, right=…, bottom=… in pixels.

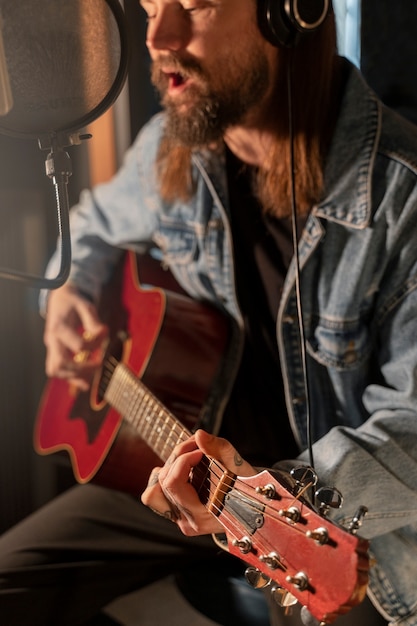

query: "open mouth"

left=169, top=72, right=186, bottom=88
left=166, top=71, right=192, bottom=95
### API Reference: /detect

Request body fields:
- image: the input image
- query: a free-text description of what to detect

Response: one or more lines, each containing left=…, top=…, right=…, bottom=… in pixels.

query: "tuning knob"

left=279, top=506, right=301, bottom=523
left=290, top=466, right=318, bottom=493
left=347, top=506, right=368, bottom=534
left=232, top=536, right=252, bottom=554
left=315, top=486, right=343, bottom=517
left=286, top=571, right=310, bottom=592
left=259, top=552, right=285, bottom=571
left=306, top=527, right=329, bottom=545
left=244, top=567, right=270, bottom=589
left=256, top=483, right=277, bottom=500
left=270, top=585, right=298, bottom=608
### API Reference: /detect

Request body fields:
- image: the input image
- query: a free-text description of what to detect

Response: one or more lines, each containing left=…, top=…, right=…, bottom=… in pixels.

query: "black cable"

left=286, top=49, right=315, bottom=469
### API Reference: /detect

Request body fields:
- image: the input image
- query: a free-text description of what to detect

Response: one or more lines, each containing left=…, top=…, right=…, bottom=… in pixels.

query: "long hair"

left=156, top=12, right=340, bottom=218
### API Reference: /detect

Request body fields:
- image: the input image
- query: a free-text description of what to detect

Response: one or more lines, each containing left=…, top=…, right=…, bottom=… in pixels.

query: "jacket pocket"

left=154, top=219, right=199, bottom=266
left=306, top=317, right=372, bottom=370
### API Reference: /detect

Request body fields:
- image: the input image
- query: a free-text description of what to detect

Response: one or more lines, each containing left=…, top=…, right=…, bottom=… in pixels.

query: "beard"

left=150, top=48, right=271, bottom=148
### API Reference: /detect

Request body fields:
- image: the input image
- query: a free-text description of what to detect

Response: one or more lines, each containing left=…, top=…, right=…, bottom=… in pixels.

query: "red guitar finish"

left=34, top=252, right=369, bottom=622
left=201, top=463, right=369, bottom=624
left=34, top=252, right=230, bottom=495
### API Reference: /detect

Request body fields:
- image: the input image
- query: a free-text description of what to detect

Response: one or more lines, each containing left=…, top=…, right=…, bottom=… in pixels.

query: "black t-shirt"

left=219, top=149, right=300, bottom=467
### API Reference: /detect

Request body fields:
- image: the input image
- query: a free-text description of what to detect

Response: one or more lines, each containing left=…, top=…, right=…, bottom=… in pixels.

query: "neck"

left=224, top=126, right=275, bottom=168
left=223, top=84, right=282, bottom=169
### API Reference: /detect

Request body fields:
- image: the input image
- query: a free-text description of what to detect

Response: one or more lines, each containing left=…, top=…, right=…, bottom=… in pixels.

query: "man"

left=1, top=0, right=417, bottom=625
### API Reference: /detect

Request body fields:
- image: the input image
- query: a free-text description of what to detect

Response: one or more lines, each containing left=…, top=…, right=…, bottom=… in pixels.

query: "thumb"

left=194, top=430, right=256, bottom=477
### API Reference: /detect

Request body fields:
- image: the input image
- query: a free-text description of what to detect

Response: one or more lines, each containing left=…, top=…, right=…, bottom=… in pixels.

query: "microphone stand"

left=0, top=130, right=90, bottom=290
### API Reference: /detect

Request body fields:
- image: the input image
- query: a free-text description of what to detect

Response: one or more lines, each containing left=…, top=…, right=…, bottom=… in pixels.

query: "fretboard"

left=103, top=361, right=229, bottom=511
left=104, top=362, right=190, bottom=462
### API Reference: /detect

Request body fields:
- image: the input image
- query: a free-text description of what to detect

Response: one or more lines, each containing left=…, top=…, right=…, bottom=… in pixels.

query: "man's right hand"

left=43, top=283, right=108, bottom=391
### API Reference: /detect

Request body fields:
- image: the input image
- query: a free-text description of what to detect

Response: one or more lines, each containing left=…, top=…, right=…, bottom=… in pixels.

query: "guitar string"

left=101, top=356, right=193, bottom=447
left=102, top=356, right=341, bottom=579
left=94, top=346, right=363, bottom=617
left=80, top=328, right=362, bottom=614
left=191, top=459, right=319, bottom=541
left=189, top=461, right=333, bottom=584
left=98, top=358, right=288, bottom=554
left=100, top=355, right=322, bottom=544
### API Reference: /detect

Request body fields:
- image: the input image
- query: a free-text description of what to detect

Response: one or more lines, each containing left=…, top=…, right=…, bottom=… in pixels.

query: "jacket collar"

left=315, top=60, right=381, bottom=229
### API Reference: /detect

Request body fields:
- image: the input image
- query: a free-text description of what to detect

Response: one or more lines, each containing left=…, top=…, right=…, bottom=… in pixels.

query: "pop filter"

left=0, top=0, right=129, bottom=287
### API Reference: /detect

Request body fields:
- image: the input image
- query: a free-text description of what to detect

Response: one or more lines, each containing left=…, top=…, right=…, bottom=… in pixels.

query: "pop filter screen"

left=0, top=0, right=128, bottom=138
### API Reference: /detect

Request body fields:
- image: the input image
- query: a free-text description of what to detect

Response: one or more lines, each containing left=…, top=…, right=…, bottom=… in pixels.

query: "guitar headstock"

left=210, top=466, right=369, bottom=625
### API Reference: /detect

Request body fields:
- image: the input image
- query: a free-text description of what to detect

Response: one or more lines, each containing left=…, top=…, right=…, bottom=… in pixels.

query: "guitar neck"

left=104, top=362, right=227, bottom=506
left=104, top=362, right=191, bottom=462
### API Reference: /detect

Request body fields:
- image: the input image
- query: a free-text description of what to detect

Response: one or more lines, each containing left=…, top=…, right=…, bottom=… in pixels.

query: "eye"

left=181, top=1, right=212, bottom=14
left=181, top=5, right=199, bottom=15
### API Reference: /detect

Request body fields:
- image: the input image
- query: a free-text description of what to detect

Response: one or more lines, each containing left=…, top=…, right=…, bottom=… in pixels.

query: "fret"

left=146, top=398, right=159, bottom=450
left=154, top=411, right=169, bottom=457
left=160, top=430, right=175, bottom=459
left=149, top=409, right=167, bottom=458
left=132, top=382, right=149, bottom=433
left=105, top=362, right=191, bottom=460
left=141, top=399, right=155, bottom=444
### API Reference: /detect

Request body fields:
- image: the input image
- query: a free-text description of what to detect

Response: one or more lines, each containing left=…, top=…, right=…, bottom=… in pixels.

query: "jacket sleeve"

left=298, top=274, right=417, bottom=541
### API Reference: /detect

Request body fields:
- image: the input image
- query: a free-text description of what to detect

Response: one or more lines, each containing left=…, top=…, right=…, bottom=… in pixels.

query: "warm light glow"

left=86, top=108, right=117, bottom=186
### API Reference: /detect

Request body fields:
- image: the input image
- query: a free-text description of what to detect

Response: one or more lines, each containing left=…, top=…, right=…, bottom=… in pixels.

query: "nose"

left=146, top=6, right=191, bottom=53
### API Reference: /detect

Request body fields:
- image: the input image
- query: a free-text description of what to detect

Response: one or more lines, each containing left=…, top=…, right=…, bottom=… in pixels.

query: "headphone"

left=258, top=0, right=330, bottom=47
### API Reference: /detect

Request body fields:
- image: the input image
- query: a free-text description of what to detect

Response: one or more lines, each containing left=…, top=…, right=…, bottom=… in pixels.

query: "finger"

left=141, top=467, right=182, bottom=522
left=44, top=336, right=102, bottom=391
left=165, top=437, right=199, bottom=464
left=160, top=449, right=222, bottom=535
left=73, top=297, right=107, bottom=340
left=44, top=287, right=107, bottom=355
left=194, top=429, right=256, bottom=477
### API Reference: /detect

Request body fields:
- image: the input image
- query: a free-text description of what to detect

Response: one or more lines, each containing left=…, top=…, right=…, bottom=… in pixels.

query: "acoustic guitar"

left=34, top=251, right=369, bottom=623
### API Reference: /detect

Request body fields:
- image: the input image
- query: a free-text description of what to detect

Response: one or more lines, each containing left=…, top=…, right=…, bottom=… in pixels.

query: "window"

left=333, top=0, right=361, bottom=67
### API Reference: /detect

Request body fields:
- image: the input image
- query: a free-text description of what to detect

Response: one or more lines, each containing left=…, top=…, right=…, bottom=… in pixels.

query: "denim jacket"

left=44, top=61, right=417, bottom=625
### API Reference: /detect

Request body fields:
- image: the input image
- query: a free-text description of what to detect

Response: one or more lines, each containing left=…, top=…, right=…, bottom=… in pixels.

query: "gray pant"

left=0, top=484, right=388, bottom=626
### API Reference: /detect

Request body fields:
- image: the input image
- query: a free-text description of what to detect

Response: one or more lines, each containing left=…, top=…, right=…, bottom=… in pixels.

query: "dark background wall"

left=0, top=0, right=157, bottom=533
left=361, top=2, right=417, bottom=126
left=0, top=1, right=416, bottom=533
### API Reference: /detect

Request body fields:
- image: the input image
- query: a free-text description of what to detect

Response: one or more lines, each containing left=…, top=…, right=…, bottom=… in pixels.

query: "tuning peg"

left=290, top=466, right=318, bottom=493
left=270, top=585, right=298, bottom=609
left=306, top=526, right=329, bottom=545
left=232, top=536, right=252, bottom=554
left=286, top=572, right=309, bottom=591
left=244, top=566, right=270, bottom=589
left=315, top=486, right=343, bottom=517
left=286, top=571, right=310, bottom=592
left=259, top=552, right=285, bottom=571
left=256, top=483, right=277, bottom=500
left=278, top=505, right=301, bottom=523
left=347, top=505, right=368, bottom=534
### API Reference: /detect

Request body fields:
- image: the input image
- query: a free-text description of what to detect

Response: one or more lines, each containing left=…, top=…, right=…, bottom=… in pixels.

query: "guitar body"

left=34, top=252, right=230, bottom=495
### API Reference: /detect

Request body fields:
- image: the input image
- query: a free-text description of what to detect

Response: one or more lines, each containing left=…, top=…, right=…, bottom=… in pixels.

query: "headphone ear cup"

left=258, top=0, right=330, bottom=48
left=257, top=0, right=293, bottom=47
